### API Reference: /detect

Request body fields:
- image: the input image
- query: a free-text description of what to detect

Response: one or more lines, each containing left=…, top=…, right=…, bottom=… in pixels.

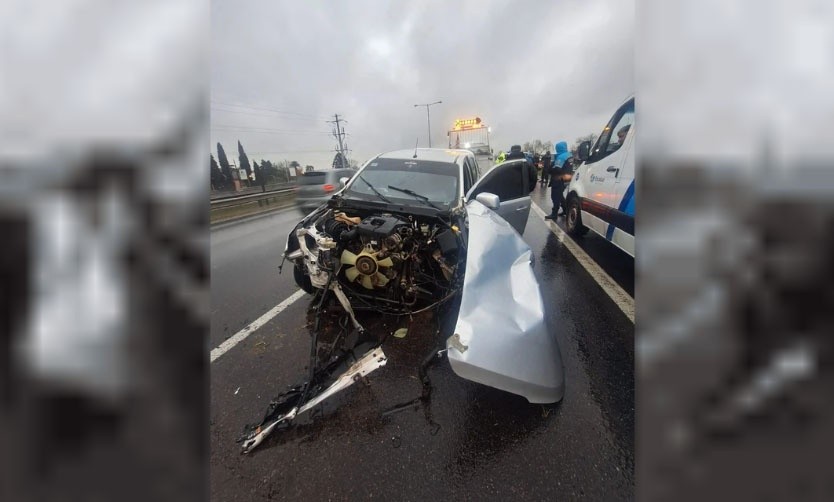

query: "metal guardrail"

left=210, top=188, right=296, bottom=209
left=210, top=182, right=295, bottom=201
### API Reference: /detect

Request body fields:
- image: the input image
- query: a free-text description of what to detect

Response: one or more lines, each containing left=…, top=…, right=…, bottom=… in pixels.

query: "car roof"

left=376, top=148, right=470, bottom=164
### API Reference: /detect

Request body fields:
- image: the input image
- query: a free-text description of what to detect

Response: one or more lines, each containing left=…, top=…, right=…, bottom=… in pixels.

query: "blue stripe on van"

left=605, top=180, right=635, bottom=241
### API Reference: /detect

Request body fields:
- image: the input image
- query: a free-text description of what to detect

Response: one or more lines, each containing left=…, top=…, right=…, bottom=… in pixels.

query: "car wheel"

left=566, top=196, right=589, bottom=236
left=293, top=264, right=315, bottom=294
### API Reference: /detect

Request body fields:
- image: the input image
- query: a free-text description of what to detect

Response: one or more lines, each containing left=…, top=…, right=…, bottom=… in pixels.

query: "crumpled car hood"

left=447, top=200, right=565, bottom=403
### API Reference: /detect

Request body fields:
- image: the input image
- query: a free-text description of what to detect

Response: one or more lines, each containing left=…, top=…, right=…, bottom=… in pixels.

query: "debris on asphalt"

left=239, top=344, right=388, bottom=453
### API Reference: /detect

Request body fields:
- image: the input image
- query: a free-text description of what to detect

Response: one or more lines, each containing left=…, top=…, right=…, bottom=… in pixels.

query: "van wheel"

left=566, top=197, right=589, bottom=236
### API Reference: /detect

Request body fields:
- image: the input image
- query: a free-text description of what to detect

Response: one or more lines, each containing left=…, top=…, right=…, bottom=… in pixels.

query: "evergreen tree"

left=217, top=142, right=233, bottom=180
left=210, top=154, right=224, bottom=189
left=238, top=141, right=252, bottom=178
left=260, top=160, right=278, bottom=183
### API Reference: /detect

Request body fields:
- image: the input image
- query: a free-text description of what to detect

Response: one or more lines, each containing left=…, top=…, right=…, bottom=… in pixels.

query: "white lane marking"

left=210, top=289, right=308, bottom=363
left=530, top=201, right=634, bottom=324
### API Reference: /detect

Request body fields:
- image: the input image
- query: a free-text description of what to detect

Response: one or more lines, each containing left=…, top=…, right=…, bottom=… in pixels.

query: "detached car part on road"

left=240, top=149, right=564, bottom=453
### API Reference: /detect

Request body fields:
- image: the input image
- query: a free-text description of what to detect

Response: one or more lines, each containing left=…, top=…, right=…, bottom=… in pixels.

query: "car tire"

left=566, top=196, right=589, bottom=236
left=293, top=264, right=315, bottom=294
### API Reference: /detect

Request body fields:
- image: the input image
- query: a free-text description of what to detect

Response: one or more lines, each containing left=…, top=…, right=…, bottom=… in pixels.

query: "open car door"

left=447, top=199, right=565, bottom=403
left=465, top=159, right=533, bottom=235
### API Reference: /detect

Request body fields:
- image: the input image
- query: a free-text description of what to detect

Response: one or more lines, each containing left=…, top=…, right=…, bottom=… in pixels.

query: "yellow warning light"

left=453, top=117, right=482, bottom=130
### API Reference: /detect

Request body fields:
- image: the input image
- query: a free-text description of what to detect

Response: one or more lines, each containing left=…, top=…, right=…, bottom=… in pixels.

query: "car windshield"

left=345, top=158, right=459, bottom=206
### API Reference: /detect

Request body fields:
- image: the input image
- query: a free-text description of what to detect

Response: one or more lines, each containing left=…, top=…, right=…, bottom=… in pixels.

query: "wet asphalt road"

left=210, top=185, right=634, bottom=500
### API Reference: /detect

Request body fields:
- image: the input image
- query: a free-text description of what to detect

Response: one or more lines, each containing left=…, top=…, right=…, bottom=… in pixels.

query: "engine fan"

left=340, top=249, right=393, bottom=290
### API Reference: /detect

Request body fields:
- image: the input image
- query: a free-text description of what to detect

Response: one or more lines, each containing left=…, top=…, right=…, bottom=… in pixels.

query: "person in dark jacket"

left=504, top=145, right=536, bottom=191
left=505, top=144, right=525, bottom=161
left=540, top=150, right=552, bottom=186
left=544, top=141, right=571, bottom=220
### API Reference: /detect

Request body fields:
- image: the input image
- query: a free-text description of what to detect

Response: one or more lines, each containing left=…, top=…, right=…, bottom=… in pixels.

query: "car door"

left=447, top=199, right=565, bottom=404
left=581, top=98, right=635, bottom=238
left=465, top=159, right=531, bottom=235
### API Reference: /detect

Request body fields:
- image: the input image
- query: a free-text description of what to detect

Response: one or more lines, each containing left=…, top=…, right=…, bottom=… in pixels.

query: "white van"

left=564, top=96, right=635, bottom=257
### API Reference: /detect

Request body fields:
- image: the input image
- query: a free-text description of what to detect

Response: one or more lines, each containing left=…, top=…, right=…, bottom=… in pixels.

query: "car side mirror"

left=577, top=141, right=591, bottom=162
left=475, top=192, right=500, bottom=210
left=339, top=177, right=350, bottom=188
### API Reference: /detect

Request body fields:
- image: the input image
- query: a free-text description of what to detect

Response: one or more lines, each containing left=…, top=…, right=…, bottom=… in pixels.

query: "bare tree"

left=573, top=133, right=598, bottom=152
left=275, top=160, right=291, bottom=182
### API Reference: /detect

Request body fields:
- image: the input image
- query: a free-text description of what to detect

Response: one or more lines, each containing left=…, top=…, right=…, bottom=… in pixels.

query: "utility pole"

left=328, top=114, right=349, bottom=168
left=414, top=100, right=442, bottom=148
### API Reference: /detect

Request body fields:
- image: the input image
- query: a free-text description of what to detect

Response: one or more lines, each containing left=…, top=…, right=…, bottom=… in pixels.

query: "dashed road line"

left=530, top=201, right=634, bottom=324
left=210, top=288, right=308, bottom=363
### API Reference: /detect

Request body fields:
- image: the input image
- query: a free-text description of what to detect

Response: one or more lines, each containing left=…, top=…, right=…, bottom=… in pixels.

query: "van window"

left=589, top=98, right=635, bottom=163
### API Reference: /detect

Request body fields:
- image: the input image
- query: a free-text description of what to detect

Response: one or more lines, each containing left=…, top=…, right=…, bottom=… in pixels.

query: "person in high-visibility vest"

left=496, top=151, right=506, bottom=163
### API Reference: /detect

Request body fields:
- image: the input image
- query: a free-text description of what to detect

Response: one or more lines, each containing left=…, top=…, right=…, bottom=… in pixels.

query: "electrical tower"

left=328, top=114, right=350, bottom=169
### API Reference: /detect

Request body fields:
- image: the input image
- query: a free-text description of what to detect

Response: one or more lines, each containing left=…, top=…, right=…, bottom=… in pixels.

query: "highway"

left=210, top=184, right=635, bottom=500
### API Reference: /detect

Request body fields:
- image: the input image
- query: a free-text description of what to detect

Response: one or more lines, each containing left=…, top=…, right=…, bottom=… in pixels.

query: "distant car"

left=283, top=148, right=564, bottom=404
left=295, top=168, right=357, bottom=214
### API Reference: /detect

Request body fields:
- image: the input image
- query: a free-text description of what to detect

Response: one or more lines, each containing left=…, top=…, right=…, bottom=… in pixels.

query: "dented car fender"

left=447, top=200, right=565, bottom=404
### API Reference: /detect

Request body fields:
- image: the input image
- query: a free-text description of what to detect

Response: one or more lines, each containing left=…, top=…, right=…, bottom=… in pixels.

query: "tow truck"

left=447, top=117, right=493, bottom=171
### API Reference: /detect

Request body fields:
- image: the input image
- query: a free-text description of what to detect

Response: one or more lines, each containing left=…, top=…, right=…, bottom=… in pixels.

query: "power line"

left=211, top=125, right=333, bottom=135
left=212, top=100, right=320, bottom=116
left=246, top=149, right=339, bottom=155
left=211, top=101, right=329, bottom=120
left=211, top=107, right=325, bottom=122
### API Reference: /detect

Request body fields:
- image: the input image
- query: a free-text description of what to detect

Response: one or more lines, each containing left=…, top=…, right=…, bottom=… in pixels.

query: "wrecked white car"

left=240, top=149, right=565, bottom=452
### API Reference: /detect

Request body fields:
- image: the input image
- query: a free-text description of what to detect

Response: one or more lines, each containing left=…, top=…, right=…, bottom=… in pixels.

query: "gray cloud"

left=211, top=0, right=633, bottom=168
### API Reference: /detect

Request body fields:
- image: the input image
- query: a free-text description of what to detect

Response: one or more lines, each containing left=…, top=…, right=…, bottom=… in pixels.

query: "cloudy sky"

left=211, top=0, right=633, bottom=170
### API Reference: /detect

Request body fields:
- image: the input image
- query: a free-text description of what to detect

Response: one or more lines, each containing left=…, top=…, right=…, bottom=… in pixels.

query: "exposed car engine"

left=289, top=207, right=463, bottom=314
